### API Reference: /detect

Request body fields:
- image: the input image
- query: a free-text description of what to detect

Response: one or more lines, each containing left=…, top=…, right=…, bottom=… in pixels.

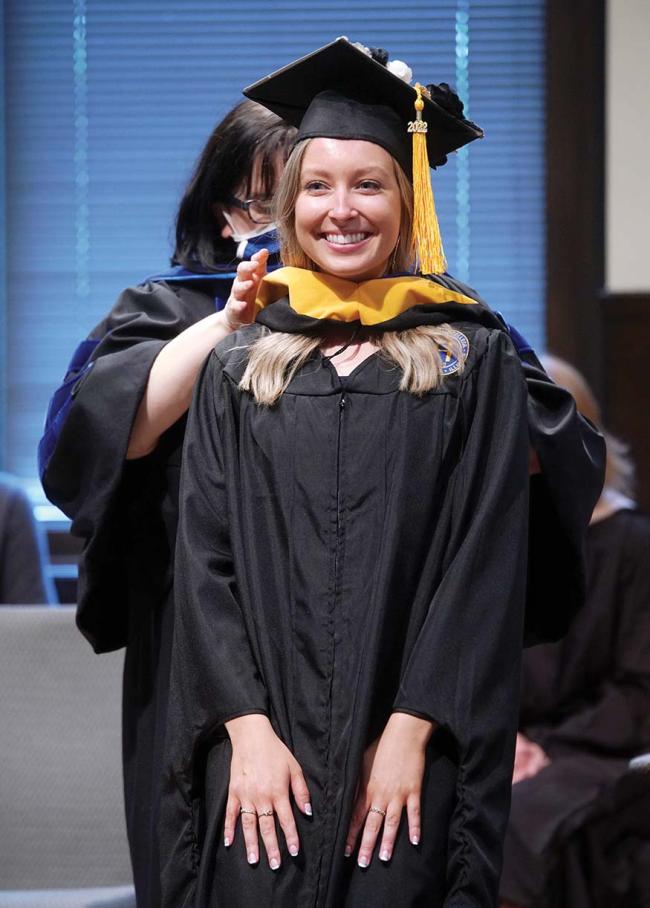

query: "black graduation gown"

left=39, top=269, right=603, bottom=908
left=161, top=317, right=533, bottom=907
left=39, top=276, right=220, bottom=908
left=500, top=508, right=650, bottom=908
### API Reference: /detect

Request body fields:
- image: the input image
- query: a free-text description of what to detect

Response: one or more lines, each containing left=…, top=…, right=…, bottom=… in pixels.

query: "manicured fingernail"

left=270, top=858, right=280, bottom=870
left=380, top=850, right=390, bottom=862
left=224, top=836, right=230, bottom=847
left=358, top=856, right=368, bottom=868
left=289, top=845, right=299, bottom=857
left=305, top=802, right=313, bottom=816
left=248, top=852, right=257, bottom=864
left=344, top=846, right=352, bottom=857
left=411, top=835, right=420, bottom=846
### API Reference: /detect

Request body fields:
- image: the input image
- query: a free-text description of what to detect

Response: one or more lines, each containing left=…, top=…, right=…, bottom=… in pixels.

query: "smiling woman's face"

left=294, top=138, right=402, bottom=282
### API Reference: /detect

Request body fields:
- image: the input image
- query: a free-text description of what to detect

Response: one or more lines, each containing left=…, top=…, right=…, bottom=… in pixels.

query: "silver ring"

left=257, top=808, right=274, bottom=818
left=369, top=805, right=386, bottom=817
left=240, top=807, right=256, bottom=815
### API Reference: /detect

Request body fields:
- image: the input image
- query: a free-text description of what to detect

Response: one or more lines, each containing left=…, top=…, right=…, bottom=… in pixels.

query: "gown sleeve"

left=520, top=349, right=605, bottom=644
left=392, top=330, right=530, bottom=908
left=39, top=281, right=214, bottom=652
left=161, top=351, right=268, bottom=906
left=496, top=316, right=605, bottom=645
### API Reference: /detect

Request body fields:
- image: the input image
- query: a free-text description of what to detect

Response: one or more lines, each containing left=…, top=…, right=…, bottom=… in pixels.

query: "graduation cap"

left=244, top=37, right=483, bottom=275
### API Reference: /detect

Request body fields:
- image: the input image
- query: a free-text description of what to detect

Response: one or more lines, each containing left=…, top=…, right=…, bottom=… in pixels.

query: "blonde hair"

left=541, top=353, right=635, bottom=498
left=240, top=325, right=465, bottom=406
left=240, top=138, right=465, bottom=405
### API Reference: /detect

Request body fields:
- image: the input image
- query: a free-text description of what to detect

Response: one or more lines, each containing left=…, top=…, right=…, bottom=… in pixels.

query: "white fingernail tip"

left=411, top=835, right=420, bottom=846
left=270, top=858, right=280, bottom=870
left=224, top=836, right=230, bottom=847
left=248, top=852, right=257, bottom=864
left=358, top=856, right=368, bottom=868
left=305, top=803, right=313, bottom=816
left=289, top=846, right=299, bottom=856
left=379, top=850, right=390, bottom=861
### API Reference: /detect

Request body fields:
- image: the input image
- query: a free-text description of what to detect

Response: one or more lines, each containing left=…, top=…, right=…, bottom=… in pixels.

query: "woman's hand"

left=345, top=712, right=436, bottom=867
left=224, top=248, right=269, bottom=330
left=224, top=714, right=312, bottom=870
left=512, top=732, right=550, bottom=784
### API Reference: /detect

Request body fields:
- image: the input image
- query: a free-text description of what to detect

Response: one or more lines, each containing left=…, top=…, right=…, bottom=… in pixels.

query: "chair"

left=0, top=607, right=135, bottom=907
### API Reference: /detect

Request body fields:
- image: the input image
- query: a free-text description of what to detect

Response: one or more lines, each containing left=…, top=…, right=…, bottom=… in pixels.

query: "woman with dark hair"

left=160, top=39, right=605, bottom=907
left=174, top=99, right=292, bottom=271
left=38, top=99, right=296, bottom=908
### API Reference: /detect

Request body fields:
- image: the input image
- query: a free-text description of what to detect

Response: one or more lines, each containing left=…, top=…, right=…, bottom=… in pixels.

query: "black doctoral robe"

left=39, top=276, right=221, bottom=908
left=500, top=508, right=650, bottom=908
left=161, top=310, right=556, bottom=907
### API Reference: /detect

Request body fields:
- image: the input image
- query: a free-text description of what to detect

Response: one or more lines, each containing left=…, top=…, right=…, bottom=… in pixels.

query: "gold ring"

left=369, top=806, right=386, bottom=817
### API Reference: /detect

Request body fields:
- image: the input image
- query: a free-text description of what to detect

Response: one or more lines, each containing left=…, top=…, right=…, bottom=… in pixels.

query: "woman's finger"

left=250, top=248, right=269, bottom=269
left=406, top=792, right=421, bottom=846
left=231, top=279, right=254, bottom=300
left=344, top=796, right=367, bottom=857
left=224, top=792, right=240, bottom=848
left=239, top=806, right=260, bottom=865
left=377, top=798, right=403, bottom=862
left=275, top=795, right=300, bottom=857
left=236, top=260, right=257, bottom=277
left=356, top=804, right=386, bottom=868
left=290, top=766, right=312, bottom=817
left=257, top=807, right=282, bottom=870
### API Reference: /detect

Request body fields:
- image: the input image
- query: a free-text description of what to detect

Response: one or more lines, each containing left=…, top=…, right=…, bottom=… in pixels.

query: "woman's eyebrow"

left=301, top=166, right=392, bottom=180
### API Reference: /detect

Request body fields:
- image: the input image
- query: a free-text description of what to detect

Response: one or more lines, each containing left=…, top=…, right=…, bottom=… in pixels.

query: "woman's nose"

left=329, top=190, right=357, bottom=220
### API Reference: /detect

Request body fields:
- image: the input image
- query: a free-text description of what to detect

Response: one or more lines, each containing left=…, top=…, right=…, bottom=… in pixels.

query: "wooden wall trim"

left=601, top=292, right=650, bottom=509
left=545, top=0, right=606, bottom=397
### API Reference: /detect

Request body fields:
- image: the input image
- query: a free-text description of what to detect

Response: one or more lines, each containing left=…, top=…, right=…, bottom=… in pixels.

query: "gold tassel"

left=410, top=83, right=447, bottom=275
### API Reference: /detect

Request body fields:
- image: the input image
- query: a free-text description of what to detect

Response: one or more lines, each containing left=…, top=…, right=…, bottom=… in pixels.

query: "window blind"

left=4, top=0, right=545, bottom=479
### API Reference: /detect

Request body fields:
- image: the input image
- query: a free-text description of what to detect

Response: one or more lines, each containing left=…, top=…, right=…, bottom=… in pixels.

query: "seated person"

left=0, top=472, right=52, bottom=603
left=500, top=355, right=650, bottom=908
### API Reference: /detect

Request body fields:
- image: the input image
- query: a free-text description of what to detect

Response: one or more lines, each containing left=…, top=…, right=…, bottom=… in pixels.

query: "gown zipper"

left=316, top=389, right=347, bottom=908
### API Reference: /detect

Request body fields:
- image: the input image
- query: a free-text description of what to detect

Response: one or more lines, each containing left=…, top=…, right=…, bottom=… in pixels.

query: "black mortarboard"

left=243, top=37, right=483, bottom=175
left=243, top=37, right=484, bottom=275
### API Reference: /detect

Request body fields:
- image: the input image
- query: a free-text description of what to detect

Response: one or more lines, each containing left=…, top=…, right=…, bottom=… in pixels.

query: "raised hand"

left=224, top=249, right=269, bottom=331
left=345, top=712, right=435, bottom=867
left=224, top=714, right=312, bottom=870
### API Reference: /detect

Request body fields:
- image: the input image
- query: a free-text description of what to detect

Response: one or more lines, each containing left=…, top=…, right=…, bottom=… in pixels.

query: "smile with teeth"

left=324, top=232, right=371, bottom=245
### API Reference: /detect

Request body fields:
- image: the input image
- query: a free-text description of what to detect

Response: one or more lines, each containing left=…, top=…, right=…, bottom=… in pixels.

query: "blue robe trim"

left=38, top=338, right=100, bottom=481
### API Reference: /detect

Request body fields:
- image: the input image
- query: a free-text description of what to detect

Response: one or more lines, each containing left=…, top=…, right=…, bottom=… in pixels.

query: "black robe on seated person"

left=500, top=508, right=650, bottom=908
left=160, top=287, right=602, bottom=908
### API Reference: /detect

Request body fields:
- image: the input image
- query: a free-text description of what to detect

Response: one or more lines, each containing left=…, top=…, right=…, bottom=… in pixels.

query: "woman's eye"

left=358, top=180, right=381, bottom=191
left=305, top=180, right=328, bottom=192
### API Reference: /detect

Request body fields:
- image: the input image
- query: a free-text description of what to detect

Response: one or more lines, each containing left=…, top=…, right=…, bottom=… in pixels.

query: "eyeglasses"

left=226, top=195, right=275, bottom=225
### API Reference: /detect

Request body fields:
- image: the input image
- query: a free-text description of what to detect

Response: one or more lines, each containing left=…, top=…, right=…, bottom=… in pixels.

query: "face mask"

left=230, top=225, right=281, bottom=261
left=221, top=210, right=276, bottom=244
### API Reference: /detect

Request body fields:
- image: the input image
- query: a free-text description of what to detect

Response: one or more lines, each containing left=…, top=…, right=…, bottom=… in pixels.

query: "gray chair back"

left=0, top=607, right=134, bottom=905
